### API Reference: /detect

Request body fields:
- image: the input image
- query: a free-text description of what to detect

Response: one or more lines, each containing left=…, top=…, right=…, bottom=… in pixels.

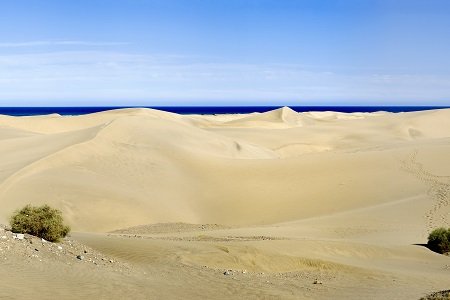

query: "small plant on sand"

left=9, top=204, right=70, bottom=242
left=427, top=227, right=450, bottom=254
left=420, top=289, right=450, bottom=300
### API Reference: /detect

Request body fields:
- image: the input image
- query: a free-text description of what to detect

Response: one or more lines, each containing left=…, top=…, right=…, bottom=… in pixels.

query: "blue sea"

left=0, top=106, right=448, bottom=116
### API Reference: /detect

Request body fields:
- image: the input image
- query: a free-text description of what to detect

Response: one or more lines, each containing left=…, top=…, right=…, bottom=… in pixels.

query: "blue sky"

left=0, top=0, right=449, bottom=106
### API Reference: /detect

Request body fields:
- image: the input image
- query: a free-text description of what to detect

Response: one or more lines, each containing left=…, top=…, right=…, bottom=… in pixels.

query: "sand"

left=0, top=107, right=449, bottom=299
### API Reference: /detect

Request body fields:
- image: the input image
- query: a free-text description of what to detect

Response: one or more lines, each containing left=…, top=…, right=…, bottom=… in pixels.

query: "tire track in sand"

left=400, top=150, right=450, bottom=230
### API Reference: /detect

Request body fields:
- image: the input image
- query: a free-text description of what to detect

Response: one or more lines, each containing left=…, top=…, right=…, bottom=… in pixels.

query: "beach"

left=0, top=107, right=449, bottom=299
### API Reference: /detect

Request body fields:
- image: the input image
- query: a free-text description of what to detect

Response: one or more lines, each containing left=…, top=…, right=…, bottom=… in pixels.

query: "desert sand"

left=0, top=107, right=449, bottom=299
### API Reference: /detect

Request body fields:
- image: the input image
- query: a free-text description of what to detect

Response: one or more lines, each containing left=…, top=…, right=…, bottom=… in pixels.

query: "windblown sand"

left=0, top=107, right=449, bottom=299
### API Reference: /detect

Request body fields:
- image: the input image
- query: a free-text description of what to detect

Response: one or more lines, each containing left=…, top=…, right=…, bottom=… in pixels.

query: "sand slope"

left=1, top=107, right=449, bottom=231
left=0, top=107, right=449, bottom=299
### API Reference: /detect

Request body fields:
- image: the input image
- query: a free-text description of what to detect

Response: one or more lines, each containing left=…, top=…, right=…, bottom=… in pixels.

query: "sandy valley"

left=0, top=107, right=449, bottom=299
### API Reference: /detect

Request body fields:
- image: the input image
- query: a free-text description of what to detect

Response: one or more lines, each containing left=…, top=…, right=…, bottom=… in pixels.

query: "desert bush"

left=419, top=289, right=450, bottom=300
left=9, top=204, right=70, bottom=242
left=427, top=227, right=450, bottom=254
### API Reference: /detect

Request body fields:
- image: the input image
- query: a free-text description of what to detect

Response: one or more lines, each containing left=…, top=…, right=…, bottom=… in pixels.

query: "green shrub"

left=9, top=204, right=70, bottom=242
left=427, top=227, right=450, bottom=254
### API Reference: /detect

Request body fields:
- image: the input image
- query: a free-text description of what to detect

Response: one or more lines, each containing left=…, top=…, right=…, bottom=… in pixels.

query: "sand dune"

left=1, top=107, right=449, bottom=299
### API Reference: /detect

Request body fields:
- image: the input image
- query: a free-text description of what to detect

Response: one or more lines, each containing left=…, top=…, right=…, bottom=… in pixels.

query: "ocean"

left=0, top=106, right=448, bottom=116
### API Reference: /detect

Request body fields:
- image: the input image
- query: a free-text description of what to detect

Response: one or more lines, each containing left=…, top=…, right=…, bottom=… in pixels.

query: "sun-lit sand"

left=0, top=107, right=449, bottom=299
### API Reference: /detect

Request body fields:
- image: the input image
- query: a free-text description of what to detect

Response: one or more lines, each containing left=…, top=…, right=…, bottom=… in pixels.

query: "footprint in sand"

left=400, top=150, right=450, bottom=230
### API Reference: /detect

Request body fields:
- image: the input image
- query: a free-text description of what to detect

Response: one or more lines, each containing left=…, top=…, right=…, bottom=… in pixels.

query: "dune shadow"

left=412, top=243, right=450, bottom=256
left=412, top=243, right=438, bottom=253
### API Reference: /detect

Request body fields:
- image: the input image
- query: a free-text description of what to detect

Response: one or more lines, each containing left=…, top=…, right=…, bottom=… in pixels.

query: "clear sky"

left=0, top=0, right=449, bottom=106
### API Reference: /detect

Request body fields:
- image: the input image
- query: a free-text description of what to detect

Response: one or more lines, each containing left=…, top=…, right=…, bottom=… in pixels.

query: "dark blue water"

left=0, top=106, right=447, bottom=116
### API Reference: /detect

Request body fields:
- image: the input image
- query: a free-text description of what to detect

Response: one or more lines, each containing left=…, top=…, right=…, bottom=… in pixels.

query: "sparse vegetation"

left=427, top=227, right=450, bottom=254
left=9, top=204, right=70, bottom=242
left=420, top=290, right=450, bottom=300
